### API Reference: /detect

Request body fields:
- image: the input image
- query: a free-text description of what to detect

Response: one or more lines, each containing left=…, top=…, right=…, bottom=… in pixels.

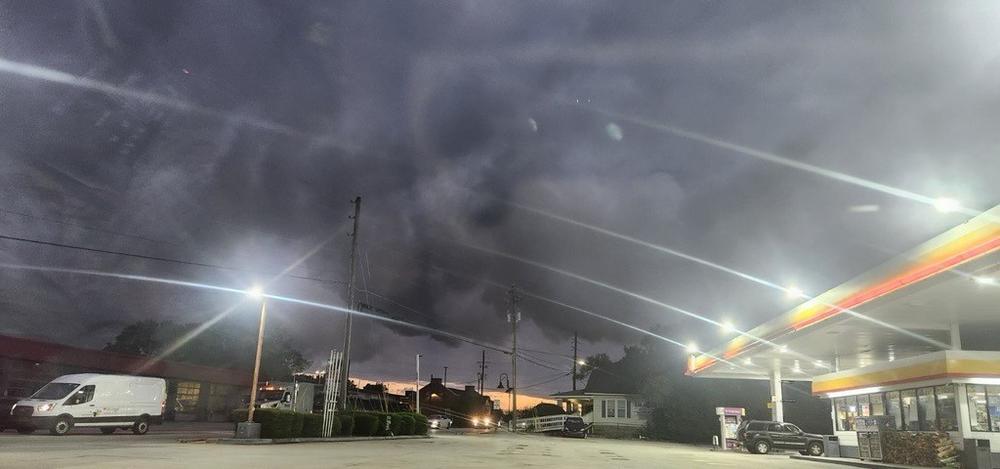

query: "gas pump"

left=715, top=407, right=745, bottom=450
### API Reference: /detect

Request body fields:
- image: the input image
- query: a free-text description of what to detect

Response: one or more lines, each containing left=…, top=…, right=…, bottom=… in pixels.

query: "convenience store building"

left=688, top=205, right=1000, bottom=462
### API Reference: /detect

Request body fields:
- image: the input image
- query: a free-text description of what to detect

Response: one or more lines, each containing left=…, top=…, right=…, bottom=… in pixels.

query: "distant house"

left=414, top=377, right=491, bottom=425
left=551, top=366, right=647, bottom=438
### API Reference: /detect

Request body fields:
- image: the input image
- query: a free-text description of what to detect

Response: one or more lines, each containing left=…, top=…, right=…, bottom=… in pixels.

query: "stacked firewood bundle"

left=883, top=431, right=959, bottom=467
left=937, top=434, right=961, bottom=468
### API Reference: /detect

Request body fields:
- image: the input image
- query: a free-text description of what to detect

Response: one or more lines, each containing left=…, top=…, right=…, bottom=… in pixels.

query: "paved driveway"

left=0, top=425, right=845, bottom=468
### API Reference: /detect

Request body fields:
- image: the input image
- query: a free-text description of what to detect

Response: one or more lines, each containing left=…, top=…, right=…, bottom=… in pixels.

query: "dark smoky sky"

left=1, top=1, right=999, bottom=394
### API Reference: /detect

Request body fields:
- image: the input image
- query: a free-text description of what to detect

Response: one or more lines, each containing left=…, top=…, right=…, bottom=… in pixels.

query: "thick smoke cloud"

left=1, top=1, right=999, bottom=392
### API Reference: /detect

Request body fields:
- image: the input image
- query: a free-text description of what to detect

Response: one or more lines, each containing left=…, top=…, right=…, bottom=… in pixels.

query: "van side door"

left=62, top=385, right=97, bottom=418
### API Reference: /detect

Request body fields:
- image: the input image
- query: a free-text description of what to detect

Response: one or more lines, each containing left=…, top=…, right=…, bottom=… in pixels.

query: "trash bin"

left=823, top=435, right=840, bottom=458
left=963, top=439, right=991, bottom=469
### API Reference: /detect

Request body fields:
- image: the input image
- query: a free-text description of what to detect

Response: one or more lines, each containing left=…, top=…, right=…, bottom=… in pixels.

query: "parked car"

left=10, top=374, right=165, bottom=436
left=559, top=415, right=590, bottom=438
left=0, top=397, right=20, bottom=432
left=736, top=420, right=825, bottom=456
left=427, top=415, right=453, bottom=430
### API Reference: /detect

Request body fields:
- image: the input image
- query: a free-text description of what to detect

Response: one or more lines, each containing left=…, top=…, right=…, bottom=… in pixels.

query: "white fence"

left=516, top=414, right=569, bottom=433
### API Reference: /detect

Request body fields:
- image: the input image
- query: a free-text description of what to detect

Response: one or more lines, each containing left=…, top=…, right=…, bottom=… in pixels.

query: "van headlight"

left=472, top=418, right=479, bottom=426
left=37, top=403, right=55, bottom=412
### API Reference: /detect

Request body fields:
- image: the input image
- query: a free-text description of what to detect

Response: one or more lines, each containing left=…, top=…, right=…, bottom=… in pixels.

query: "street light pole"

left=415, top=354, right=422, bottom=414
left=507, top=286, right=520, bottom=431
left=246, top=299, right=267, bottom=424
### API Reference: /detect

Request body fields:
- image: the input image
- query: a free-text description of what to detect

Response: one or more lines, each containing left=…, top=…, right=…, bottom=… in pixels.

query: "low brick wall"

left=591, top=424, right=643, bottom=439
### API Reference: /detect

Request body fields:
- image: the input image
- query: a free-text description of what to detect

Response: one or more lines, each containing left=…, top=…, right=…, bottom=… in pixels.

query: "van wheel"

left=50, top=416, right=73, bottom=436
left=753, top=440, right=771, bottom=455
left=806, top=441, right=824, bottom=456
left=132, top=417, right=149, bottom=435
left=100, top=427, right=116, bottom=435
left=16, top=427, right=35, bottom=435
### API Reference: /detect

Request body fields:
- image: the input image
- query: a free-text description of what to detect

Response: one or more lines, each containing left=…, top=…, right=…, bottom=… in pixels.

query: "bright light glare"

left=974, top=276, right=997, bottom=286
left=785, top=286, right=805, bottom=299
left=246, top=285, right=264, bottom=299
left=743, top=357, right=753, bottom=365
left=933, top=197, right=961, bottom=213
left=721, top=320, right=736, bottom=333
left=686, top=342, right=698, bottom=353
left=577, top=360, right=586, bottom=366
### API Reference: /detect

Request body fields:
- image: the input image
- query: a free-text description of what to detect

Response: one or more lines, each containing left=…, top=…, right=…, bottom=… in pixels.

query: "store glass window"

left=901, top=389, right=919, bottom=430
left=885, top=391, right=902, bottom=430
left=835, top=398, right=847, bottom=431
left=917, top=387, right=936, bottom=431
left=967, top=385, right=989, bottom=432
left=175, top=381, right=201, bottom=413
left=935, top=385, right=957, bottom=431
left=870, top=393, right=885, bottom=416
left=987, top=386, right=1000, bottom=432
left=835, top=396, right=858, bottom=431
left=857, top=394, right=871, bottom=417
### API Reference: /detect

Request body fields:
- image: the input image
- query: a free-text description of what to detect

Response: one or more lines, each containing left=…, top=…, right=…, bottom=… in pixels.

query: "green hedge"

left=302, top=414, right=323, bottom=437
left=339, top=414, right=355, bottom=436
left=398, top=415, right=415, bottom=435
left=258, top=409, right=298, bottom=439
left=389, top=414, right=403, bottom=435
left=372, top=412, right=390, bottom=436
left=411, top=413, right=429, bottom=435
left=353, top=413, right=379, bottom=436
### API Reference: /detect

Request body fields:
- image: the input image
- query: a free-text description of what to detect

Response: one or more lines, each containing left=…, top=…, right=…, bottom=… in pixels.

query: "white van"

left=11, top=374, right=165, bottom=435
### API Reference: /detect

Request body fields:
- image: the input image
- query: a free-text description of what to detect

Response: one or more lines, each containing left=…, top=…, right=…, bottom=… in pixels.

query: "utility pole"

left=478, top=350, right=486, bottom=395
left=572, top=331, right=578, bottom=391
left=443, top=366, right=448, bottom=388
left=339, top=196, right=362, bottom=410
left=507, top=285, right=521, bottom=430
left=415, top=354, right=422, bottom=414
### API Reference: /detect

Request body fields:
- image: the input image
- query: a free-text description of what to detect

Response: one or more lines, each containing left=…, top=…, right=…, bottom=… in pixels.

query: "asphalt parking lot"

left=0, top=423, right=845, bottom=468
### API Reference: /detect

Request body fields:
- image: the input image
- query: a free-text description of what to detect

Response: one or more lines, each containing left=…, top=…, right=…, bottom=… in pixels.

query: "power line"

left=0, top=233, right=346, bottom=285
left=518, top=372, right=573, bottom=391
left=0, top=207, right=178, bottom=246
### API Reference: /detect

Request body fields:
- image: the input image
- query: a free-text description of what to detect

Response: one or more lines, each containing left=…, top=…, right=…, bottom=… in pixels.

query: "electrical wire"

left=0, top=233, right=346, bottom=285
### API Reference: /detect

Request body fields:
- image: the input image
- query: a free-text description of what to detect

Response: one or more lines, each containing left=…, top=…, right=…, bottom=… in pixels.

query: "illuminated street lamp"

left=721, top=320, right=736, bottom=334
left=497, top=373, right=512, bottom=429
left=974, top=276, right=996, bottom=286
left=686, top=342, right=698, bottom=354
left=785, top=285, right=805, bottom=299
left=933, top=197, right=961, bottom=213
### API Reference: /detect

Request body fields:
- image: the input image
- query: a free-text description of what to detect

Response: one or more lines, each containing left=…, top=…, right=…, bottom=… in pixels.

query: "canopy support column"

left=770, top=365, right=783, bottom=422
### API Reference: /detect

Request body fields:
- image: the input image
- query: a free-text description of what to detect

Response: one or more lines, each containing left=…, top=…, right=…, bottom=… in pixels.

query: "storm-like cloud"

left=1, top=1, right=999, bottom=393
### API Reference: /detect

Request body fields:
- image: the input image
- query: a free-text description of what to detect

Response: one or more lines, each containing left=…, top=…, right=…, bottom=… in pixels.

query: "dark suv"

left=736, top=420, right=825, bottom=456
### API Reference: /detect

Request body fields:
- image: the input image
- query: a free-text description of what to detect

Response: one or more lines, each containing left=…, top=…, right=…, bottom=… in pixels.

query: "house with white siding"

left=551, top=367, right=646, bottom=437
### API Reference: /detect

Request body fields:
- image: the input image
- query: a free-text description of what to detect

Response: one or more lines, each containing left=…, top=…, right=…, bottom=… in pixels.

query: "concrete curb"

left=790, top=455, right=923, bottom=469
left=212, top=435, right=431, bottom=445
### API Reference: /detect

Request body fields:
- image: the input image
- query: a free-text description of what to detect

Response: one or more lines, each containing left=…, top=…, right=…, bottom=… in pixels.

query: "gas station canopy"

left=687, top=205, right=1000, bottom=385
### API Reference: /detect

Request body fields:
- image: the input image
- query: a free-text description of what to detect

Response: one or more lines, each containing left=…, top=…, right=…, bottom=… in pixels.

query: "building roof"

left=551, top=364, right=639, bottom=398
left=687, top=204, right=1000, bottom=382
left=0, top=334, right=252, bottom=386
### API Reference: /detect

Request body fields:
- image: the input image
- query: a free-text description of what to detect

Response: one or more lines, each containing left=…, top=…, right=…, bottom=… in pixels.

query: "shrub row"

left=229, top=409, right=429, bottom=439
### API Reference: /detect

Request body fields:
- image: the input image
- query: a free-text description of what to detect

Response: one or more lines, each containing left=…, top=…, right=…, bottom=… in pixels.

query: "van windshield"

left=30, top=382, right=79, bottom=400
